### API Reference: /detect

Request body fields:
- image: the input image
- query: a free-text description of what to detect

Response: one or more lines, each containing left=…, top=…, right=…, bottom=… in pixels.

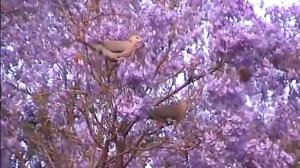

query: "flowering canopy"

left=1, top=0, right=299, bottom=167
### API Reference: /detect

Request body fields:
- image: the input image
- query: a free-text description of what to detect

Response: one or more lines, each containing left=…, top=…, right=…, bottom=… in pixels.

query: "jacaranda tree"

left=1, top=0, right=299, bottom=167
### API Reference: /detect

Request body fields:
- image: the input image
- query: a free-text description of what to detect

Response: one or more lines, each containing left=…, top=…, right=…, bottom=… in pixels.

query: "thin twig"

left=58, top=0, right=79, bottom=26
left=84, top=13, right=132, bottom=22
left=153, top=41, right=173, bottom=77
left=77, top=108, right=101, bottom=147
left=155, top=64, right=221, bottom=106
left=161, top=140, right=201, bottom=151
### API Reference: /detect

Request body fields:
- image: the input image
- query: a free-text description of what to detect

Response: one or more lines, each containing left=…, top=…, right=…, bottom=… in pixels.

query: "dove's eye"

left=129, top=35, right=141, bottom=42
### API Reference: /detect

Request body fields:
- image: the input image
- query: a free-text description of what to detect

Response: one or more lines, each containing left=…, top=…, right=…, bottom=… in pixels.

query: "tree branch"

left=155, top=63, right=222, bottom=106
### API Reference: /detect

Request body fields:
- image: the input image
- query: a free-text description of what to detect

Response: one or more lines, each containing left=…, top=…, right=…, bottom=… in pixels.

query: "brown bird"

left=148, top=100, right=188, bottom=129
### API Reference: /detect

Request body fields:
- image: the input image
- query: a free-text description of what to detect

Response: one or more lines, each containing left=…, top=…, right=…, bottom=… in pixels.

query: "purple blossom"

left=1, top=0, right=299, bottom=167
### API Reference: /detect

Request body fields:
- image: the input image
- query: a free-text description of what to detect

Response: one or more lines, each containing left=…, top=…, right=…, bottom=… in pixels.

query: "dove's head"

left=129, top=35, right=144, bottom=48
left=129, top=35, right=142, bottom=42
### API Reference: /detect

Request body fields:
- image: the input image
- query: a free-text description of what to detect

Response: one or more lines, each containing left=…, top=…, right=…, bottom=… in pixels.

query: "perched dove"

left=86, top=35, right=144, bottom=61
left=148, top=100, right=188, bottom=129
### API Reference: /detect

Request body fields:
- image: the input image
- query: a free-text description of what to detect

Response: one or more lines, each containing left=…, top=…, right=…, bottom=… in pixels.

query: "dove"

left=148, top=100, right=188, bottom=129
left=87, top=35, right=143, bottom=61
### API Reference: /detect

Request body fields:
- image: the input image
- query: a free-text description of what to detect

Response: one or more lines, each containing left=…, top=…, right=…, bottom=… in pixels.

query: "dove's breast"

left=101, top=40, right=132, bottom=52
